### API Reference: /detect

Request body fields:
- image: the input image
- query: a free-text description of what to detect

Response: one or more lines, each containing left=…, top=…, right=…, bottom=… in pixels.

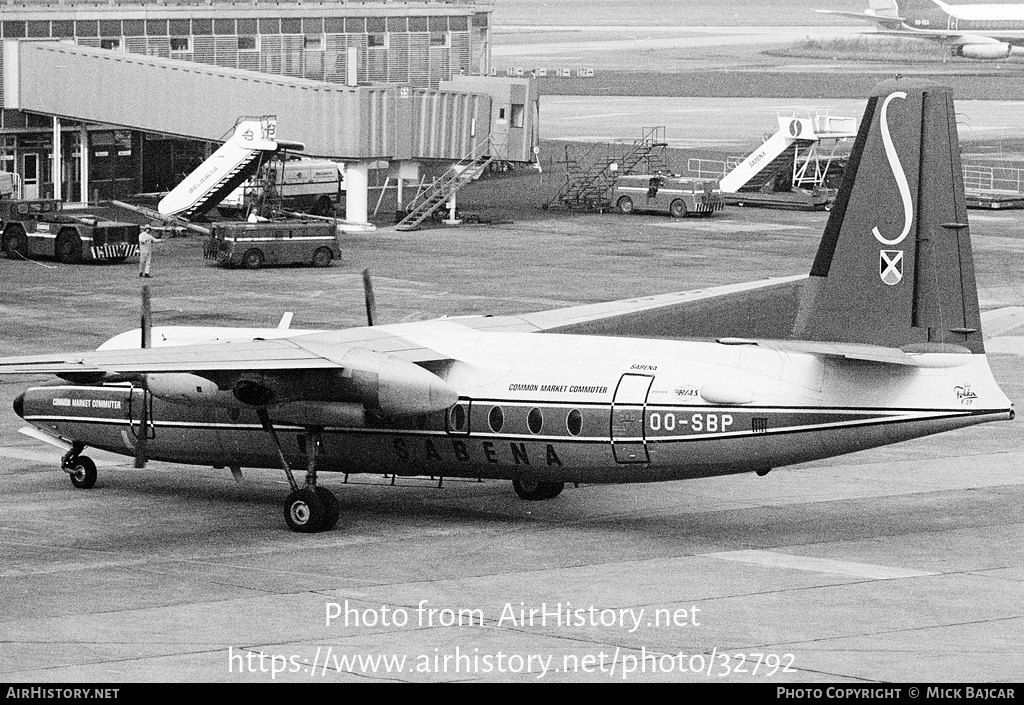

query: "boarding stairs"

left=714, top=109, right=856, bottom=195
left=396, top=140, right=495, bottom=231
left=158, top=116, right=303, bottom=220
left=546, top=127, right=669, bottom=210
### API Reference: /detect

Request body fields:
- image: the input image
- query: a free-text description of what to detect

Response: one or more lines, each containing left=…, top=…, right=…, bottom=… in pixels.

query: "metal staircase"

left=395, top=140, right=495, bottom=231
left=159, top=116, right=300, bottom=220
left=545, top=127, right=669, bottom=211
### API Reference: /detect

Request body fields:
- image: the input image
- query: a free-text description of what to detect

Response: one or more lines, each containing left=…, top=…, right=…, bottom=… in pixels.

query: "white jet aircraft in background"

left=1, top=79, right=1019, bottom=532
left=820, top=0, right=1024, bottom=59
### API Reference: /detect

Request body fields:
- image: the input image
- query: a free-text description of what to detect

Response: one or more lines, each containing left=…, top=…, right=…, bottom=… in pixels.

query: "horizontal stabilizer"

left=981, top=307, right=1024, bottom=339
left=724, top=338, right=974, bottom=368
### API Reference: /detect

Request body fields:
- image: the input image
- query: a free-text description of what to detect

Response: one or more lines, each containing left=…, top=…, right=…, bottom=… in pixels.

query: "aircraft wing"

left=0, top=327, right=451, bottom=374
left=458, top=275, right=808, bottom=340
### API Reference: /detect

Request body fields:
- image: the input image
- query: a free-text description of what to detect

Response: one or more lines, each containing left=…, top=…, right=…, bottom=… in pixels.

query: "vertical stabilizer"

left=793, top=79, right=983, bottom=352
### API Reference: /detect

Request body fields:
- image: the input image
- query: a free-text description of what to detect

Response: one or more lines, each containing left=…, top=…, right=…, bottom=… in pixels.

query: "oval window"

left=448, top=404, right=466, bottom=431
left=566, top=409, right=583, bottom=436
left=488, top=405, right=504, bottom=433
left=528, top=407, right=543, bottom=434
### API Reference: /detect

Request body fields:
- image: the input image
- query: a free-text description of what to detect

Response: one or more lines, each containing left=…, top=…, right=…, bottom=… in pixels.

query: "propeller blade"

left=136, top=285, right=151, bottom=467
left=362, top=268, right=377, bottom=327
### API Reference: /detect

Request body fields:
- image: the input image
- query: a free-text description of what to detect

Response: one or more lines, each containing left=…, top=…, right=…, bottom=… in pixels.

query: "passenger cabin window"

left=527, top=408, right=543, bottom=435
left=488, top=406, right=504, bottom=433
left=566, top=409, right=582, bottom=436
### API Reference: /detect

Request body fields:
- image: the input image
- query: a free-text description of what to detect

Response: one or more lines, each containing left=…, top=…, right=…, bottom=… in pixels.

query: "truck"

left=611, top=175, right=725, bottom=218
left=203, top=220, right=341, bottom=269
left=0, top=199, right=140, bottom=263
left=218, top=159, right=345, bottom=217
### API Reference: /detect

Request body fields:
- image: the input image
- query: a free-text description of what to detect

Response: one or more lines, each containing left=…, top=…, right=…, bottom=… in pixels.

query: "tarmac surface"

left=0, top=200, right=1022, bottom=682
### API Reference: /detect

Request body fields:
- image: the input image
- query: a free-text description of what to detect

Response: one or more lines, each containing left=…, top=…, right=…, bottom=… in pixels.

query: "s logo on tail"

left=872, top=92, right=914, bottom=250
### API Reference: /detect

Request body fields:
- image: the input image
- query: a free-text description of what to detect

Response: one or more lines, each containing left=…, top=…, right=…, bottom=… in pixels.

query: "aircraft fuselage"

left=16, top=328, right=1013, bottom=484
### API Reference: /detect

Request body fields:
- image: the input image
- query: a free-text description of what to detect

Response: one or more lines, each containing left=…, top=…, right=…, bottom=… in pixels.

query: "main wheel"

left=314, top=486, right=340, bottom=531
left=55, top=231, right=83, bottom=264
left=242, top=248, right=264, bottom=270
left=68, top=456, right=97, bottom=489
left=669, top=199, right=688, bottom=218
left=284, top=488, right=326, bottom=533
left=312, top=247, right=333, bottom=268
left=617, top=196, right=634, bottom=214
left=512, top=478, right=565, bottom=501
left=2, top=228, right=27, bottom=259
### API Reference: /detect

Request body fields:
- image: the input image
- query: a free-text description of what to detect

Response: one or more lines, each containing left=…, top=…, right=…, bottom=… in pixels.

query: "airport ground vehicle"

left=0, top=199, right=140, bottom=263
left=203, top=220, right=341, bottom=269
left=218, top=159, right=344, bottom=217
left=611, top=175, right=725, bottom=217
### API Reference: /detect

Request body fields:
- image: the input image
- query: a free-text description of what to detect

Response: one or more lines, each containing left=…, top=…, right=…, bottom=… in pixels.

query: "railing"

left=962, top=164, right=1024, bottom=193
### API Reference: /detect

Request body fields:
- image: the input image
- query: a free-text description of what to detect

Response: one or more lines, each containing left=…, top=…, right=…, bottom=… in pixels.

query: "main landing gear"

left=512, top=477, right=565, bottom=501
left=258, top=409, right=339, bottom=533
left=62, top=442, right=97, bottom=489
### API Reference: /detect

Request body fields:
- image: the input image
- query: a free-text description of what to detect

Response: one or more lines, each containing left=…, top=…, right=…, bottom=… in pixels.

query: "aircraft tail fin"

left=792, top=79, right=984, bottom=353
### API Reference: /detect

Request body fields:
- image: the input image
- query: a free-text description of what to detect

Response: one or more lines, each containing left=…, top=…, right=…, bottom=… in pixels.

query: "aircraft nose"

left=13, top=392, right=25, bottom=419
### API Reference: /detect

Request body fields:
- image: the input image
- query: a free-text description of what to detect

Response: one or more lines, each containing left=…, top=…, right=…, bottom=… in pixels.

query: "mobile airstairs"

left=395, top=140, right=496, bottom=231
left=158, top=116, right=303, bottom=219
left=545, top=127, right=670, bottom=211
left=688, top=109, right=856, bottom=210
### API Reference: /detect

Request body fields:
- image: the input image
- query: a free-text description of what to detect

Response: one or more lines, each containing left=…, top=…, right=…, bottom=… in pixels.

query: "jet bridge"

left=2, top=40, right=539, bottom=222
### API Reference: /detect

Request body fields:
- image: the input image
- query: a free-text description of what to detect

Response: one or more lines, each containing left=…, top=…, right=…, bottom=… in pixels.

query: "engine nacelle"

left=956, top=43, right=1012, bottom=60
left=146, top=373, right=247, bottom=408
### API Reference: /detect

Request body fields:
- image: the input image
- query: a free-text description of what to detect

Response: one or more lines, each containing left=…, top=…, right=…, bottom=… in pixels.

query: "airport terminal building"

left=0, top=0, right=494, bottom=198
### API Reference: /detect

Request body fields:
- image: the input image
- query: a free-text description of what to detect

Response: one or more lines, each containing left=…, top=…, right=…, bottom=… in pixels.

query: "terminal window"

left=170, top=37, right=191, bottom=52
left=429, top=31, right=449, bottom=47
left=100, top=39, right=121, bottom=51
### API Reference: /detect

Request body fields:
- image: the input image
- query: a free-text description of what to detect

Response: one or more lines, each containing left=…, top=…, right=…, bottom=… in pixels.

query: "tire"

left=2, top=228, right=26, bottom=259
left=312, top=247, right=333, bottom=268
left=314, top=486, right=340, bottom=531
left=313, top=196, right=333, bottom=217
left=55, top=230, right=83, bottom=264
left=284, top=488, right=326, bottom=533
left=242, top=248, right=264, bottom=270
left=669, top=199, right=688, bottom=218
left=68, top=456, right=97, bottom=489
left=617, top=196, right=634, bottom=214
left=512, top=478, right=565, bottom=501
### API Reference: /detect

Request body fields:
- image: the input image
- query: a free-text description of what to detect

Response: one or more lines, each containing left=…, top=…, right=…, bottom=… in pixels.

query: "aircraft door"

left=610, top=373, right=653, bottom=464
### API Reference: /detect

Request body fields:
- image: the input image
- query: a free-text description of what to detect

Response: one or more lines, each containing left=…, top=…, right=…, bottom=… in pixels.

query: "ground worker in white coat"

left=138, top=224, right=162, bottom=278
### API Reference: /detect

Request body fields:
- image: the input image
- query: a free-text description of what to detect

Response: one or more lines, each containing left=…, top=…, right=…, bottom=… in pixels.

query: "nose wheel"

left=61, top=443, right=97, bottom=489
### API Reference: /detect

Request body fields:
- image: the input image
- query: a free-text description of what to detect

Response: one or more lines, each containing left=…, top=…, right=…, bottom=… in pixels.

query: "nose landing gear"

left=62, top=442, right=97, bottom=489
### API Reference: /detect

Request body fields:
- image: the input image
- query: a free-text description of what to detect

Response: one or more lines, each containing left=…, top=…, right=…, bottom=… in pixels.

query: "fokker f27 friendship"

left=2, top=79, right=1019, bottom=532
left=822, top=0, right=1024, bottom=59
